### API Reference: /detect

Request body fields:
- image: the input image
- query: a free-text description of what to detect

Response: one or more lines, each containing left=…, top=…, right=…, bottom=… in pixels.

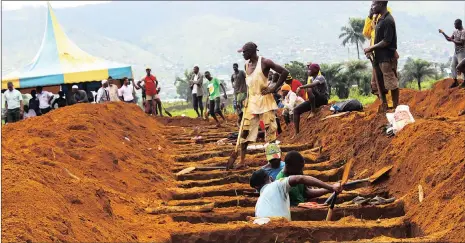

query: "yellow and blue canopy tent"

left=1, top=2, right=133, bottom=90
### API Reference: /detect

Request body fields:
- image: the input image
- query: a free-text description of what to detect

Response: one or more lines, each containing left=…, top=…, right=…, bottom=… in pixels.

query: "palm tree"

left=401, top=58, right=438, bottom=91
left=320, top=63, right=343, bottom=96
left=339, top=18, right=366, bottom=60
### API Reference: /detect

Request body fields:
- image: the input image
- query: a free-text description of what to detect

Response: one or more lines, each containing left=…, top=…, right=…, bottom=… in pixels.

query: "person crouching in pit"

left=250, top=151, right=341, bottom=220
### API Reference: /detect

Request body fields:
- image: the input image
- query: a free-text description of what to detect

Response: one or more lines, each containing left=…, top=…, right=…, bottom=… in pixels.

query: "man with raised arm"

left=226, top=42, right=289, bottom=170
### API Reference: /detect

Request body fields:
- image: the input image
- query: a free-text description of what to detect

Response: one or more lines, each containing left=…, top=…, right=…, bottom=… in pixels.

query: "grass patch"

left=405, top=78, right=439, bottom=90
left=329, top=88, right=377, bottom=106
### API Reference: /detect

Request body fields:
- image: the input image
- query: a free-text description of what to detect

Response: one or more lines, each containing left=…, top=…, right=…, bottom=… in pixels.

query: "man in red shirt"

left=284, top=74, right=306, bottom=100
left=138, top=67, right=163, bottom=116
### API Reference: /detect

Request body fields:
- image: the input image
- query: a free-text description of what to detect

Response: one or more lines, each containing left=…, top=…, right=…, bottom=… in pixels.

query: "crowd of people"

left=2, top=71, right=167, bottom=123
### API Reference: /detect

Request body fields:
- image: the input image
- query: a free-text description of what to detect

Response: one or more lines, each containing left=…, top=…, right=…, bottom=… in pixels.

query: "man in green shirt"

left=276, top=151, right=334, bottom=206
left=205, top=71, right=227, bottom=127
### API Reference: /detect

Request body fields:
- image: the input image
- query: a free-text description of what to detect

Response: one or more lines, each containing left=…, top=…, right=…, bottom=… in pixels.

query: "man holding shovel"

left=226, top=42, right=289, bottom=170
left=364, top=1, right=399, bottom=112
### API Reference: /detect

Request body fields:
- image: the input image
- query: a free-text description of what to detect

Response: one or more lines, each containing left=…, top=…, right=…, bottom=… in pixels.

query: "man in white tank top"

left=227, top=42, right=290, bottom=170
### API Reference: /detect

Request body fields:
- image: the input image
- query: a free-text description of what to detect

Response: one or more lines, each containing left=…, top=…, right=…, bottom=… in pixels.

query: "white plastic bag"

left=386, top=105, right=415, bottom=134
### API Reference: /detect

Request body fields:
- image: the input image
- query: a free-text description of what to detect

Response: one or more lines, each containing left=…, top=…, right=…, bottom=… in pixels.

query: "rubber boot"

left=391, top=88, right=400, bottom=109
left=450, top=79, right=459, bottom=88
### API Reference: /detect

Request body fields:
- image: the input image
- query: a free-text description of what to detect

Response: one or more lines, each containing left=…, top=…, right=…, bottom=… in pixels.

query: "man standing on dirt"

left=36, top=86, right=54, bottom=115
left=364, top=1, right=399, bottom=111
left=96, top=80, right=110, bottom=103
left=231, top=63, right=247, bottom=126
left=4, top=82, right=23, bottom=123
left=439, top=19, right=465, bottom=88
left=226, top=42, right=289, bottom=170
left=107, top=76, right=120, bottom=102
left=138, top=67, right=159, bottom=115
left=190, top=66, right=205, bottom=118
left=205, top=71, right=227, bottom=127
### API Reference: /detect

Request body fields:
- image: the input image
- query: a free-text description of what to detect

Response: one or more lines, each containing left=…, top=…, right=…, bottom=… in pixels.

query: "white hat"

left=101, top=79, right=108, bottom=85
left=72, top=85, right=78, bottom=89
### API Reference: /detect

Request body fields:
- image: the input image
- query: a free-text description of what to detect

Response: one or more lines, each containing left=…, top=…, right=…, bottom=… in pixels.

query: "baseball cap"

left=250, top=169, right=268, bottom=190
left=280, top=84, right=291, bottom=92
left=237, top=42, right=258, bottom=53
left=310, top=63, right=320, bottom=71
left=72, top=85, right=78, bottom=89
left=265, top=143, right=281, bottom=161
left=286, top=74, right=293, bottom=81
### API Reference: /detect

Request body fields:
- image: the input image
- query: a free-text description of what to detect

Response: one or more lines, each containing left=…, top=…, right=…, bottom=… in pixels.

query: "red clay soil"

left=280, top=78, right=465, bottom=241
left=1, top=103, right=177, bottom=242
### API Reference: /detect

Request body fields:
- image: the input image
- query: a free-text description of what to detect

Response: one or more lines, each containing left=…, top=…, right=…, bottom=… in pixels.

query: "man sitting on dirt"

left=281, top=84, right=305, bottom=125
left=292, top=64, right=329, bottom=139
left=284, top=74, right=306, bottom=100
left=226, top=42, right=289, bottom=170
left=276, top=151, right=336, bottom=206
left=205, top=71, right=228, bottom=127
left=260, top=143, right=285, bottom=180
left=250, top=152, right=341, bottom=220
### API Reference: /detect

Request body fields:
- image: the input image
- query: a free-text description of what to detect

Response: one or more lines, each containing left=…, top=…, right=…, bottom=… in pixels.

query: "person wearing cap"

left=205, top=71, right=227, bottom=127
left=260, top=143, right=285, bottom=180
left=189, top=66, right=205, bottom=118
left=227, top=42, right=289, bottom=170
left=96, top=80, right=111, bottom=104
left=251, top=151, right=342, bottom=220
left=281, top=84, right=305, bottom=125
left=70, top=85, right=88, bottom=105
left=107, top=76, right=120, bottom=102
left=284, top=74, right=306, bottom=100
left=36, top=86, right=54, bottom=114
left=231, top=63, right=247, bottom=125
left=292, top=63, right=329, bottom=138
left=51, top=91, right=67, bottom=109
left=4, top=82, right=23, bottom=123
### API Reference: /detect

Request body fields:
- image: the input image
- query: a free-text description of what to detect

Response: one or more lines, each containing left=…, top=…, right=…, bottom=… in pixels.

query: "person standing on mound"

left=226, top=42, right=289, bottom=170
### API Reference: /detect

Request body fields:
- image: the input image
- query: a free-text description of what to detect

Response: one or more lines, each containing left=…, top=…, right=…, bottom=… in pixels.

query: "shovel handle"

left=323, top=179, right=369, bottom=205
left=326, top=192, right=338, bottom=221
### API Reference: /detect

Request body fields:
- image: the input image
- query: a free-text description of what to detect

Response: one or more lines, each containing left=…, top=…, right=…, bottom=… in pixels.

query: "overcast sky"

left=2, top=1, right=464, bottom=17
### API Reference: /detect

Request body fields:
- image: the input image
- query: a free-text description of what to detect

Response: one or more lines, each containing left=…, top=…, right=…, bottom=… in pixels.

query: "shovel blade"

left=369, top=165, right=393, bottom=183
left=225, top=151, right=239, bottom=170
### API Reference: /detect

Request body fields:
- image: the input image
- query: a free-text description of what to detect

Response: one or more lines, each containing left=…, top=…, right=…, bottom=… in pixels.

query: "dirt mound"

left=279, top=78, right=465, bottom=241
left=1, top=103, right=176, bottom=242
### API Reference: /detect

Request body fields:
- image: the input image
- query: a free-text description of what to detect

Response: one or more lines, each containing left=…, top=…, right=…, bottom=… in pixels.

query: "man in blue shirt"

left=260, top=143, right=285, bottom=180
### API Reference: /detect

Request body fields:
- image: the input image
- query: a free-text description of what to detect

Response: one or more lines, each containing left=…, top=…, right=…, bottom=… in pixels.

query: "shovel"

left=326, top=158, right=353, bottom=221
left=162, top=104, right=173, bottom=117
left=226, top=93, right=248, bottom=170
left=324, top=165, right=393, bottom=205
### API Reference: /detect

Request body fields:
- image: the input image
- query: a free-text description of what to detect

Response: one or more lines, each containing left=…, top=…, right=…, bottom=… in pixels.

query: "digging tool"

left=326, top=158, right=353, bottom=221
left=321, top=111, right=350, bottom=121
left=324, top=165, right=394, bottom=205
left=162, top=104, right=173, bottom=117
left=368, top=55, right=388, bottom=113
left=175, top=167, right=196, bottom=176
left=226, top=93, right=249, bottom=170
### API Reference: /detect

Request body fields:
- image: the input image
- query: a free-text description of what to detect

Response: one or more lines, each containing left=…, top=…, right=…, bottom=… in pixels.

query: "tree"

left=320, top=63, right=343, bottom=96
left=284, top=61, right=306, bottom=83
left=401, top=58, right=437, bottom=90
left=175, top=69, right=193, bottom=102
left=339, top=18, right=366, bottom=60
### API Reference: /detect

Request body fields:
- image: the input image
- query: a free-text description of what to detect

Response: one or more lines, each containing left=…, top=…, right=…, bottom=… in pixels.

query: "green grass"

left=329, top=88, right=377, bottom=106
left=405, top=78, right=439, bottom=90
